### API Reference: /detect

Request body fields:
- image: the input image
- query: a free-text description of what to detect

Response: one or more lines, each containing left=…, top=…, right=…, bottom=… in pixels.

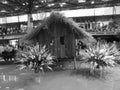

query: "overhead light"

left=1, top=10, right=6, bottom=12
left=22, top=2, right=28, bottom=5
left=25, top=2, right=28, bottom=5
left=41, top=0, right=46, bottom=3
left=15, top=7, right=19, bottom=10
left=60, top=4, right=63, bottom=7
left=35, top=5, right=39, bottom=8
left=61, top=3, right=66, bottom=5
left=2, top=0, right=8, bottom=4
left=22, top=3, right=26, bottom=5
left=78, top=0, right=86, bottom=3
left=47, top=3, right=55, bottom=7
left=91, top=1, right=95, bottom=4
left=41, top=0, right=44, bottom=3
left=59, top=3, right=66, bottom=7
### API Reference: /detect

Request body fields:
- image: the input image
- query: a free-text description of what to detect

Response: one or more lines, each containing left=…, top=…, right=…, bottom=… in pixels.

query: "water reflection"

left=18, top=88, right=24, bottom=90
left=0, top=73, right=17, bottom=82
left=5, top=87, right=10, bottom=89
left=35, top=77, right=41, bottom=83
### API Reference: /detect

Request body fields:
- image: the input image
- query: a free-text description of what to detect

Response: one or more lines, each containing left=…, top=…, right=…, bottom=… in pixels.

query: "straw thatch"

left=23, top=12, right=95, bottom=44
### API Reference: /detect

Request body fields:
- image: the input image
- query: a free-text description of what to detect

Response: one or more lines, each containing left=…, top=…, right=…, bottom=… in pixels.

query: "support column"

left=27, top=13, right=33, bottom=33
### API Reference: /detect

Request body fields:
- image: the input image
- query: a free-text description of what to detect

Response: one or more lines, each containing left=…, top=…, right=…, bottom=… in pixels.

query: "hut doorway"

left=53, top=35, right=66, bottom=59
left=54, top=35, right=75, bottom=59
left=59, top=36, right=65, bottom=58
left=53, top=29, right=76, bottom=59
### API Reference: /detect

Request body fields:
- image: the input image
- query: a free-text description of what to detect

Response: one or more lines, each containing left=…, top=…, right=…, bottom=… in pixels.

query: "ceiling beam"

left=0, top=2, right=14, bottom=10
left=6, top=0, right=26, bottom=7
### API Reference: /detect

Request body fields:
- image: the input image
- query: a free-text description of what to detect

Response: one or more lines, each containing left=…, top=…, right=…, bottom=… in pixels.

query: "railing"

left=86, top=28, right=120, bottom=35
left=89, top=31, right=118, bottom=35
left=0, top=28, right=27, bottom=36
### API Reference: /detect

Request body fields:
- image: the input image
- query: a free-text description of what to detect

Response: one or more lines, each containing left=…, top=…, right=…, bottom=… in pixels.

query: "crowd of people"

left=87, top=24, right=119, bottom=33
left=79, top=21, right=120, bottom=34
left=0, top=26, right=26, bottom=36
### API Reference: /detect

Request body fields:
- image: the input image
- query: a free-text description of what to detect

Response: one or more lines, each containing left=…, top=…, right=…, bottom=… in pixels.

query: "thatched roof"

left=23, top=12, right=96, bottom=44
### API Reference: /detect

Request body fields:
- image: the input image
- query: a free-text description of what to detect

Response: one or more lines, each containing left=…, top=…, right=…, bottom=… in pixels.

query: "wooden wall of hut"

left=65, top=27, right=75, bottom=59
left=38, top=29, right=52, bottom=48
left=37, top=23, right=76, bottom=59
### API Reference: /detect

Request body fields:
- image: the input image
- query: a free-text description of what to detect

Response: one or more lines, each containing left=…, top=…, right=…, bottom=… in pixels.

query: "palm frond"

left=16, top=44, right=56, bottom=73
left=78, top=41, right=120, bottom=70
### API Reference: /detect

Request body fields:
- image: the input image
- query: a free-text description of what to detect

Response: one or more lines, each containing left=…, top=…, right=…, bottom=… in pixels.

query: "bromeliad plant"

left=16, top=44, right=55, bottom=73
left=78, top=41, right=120, bottom=73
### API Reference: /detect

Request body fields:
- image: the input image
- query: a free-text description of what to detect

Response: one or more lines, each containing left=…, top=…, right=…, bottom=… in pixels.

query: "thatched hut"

left=23, top=12, right=95, bottom=59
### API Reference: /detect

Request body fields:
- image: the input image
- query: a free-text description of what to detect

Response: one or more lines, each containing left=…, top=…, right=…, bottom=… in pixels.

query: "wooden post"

left=72, top=29, right=77, bottom=70
left=27, top=0, right=34, bottom=33
left=73, top=57, right=77, bottom=70
left=27, top=14, right=33, bottom=33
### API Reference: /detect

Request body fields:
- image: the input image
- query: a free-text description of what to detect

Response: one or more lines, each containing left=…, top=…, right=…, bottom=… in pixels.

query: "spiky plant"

left=16, top=44, right=55, bottom=73
left=78, top=41, right=120, bottom=74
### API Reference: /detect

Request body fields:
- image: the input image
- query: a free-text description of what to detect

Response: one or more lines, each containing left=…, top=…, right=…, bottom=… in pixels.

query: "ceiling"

left=0, top=0, right=119, bottom=17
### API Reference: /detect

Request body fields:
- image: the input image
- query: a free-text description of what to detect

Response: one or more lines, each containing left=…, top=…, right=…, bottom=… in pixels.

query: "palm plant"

left=77, top=41, right=120, bottom=75
left=16, top=44, right=55, bottom=73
